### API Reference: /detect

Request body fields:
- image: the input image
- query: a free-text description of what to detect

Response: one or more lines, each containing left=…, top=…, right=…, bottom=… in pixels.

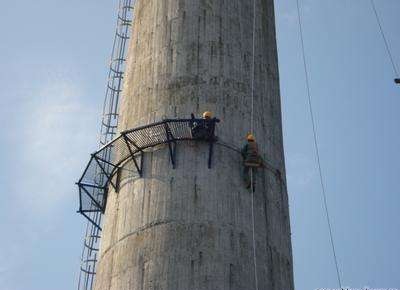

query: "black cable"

left=295, top=0, right=343, bottom=288
left=370, top=0, right=399, bottom=80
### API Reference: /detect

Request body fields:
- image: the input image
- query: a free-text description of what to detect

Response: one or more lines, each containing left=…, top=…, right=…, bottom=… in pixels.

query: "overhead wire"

left=370, top=0, right=399, bottom=81
left=295, top=0, right=343, bottom=288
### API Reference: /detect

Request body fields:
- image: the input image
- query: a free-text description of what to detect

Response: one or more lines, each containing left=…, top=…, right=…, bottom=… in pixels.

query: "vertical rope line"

left=250, top=169, right=259, bottom=290
left=251, top=0, right=256, bottom=133
left=295, top=0, right=342, bottom=288
left=250, top=0, right=258, bottom=290
left=370, top=0, right=399, bottom=77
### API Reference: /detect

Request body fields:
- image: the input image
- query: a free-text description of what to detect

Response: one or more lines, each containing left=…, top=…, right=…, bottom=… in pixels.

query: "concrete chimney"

left=94, top=1, right=294, bottom=289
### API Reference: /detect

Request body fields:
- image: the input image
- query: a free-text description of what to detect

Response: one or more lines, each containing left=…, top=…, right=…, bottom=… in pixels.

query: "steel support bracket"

left=164, top=123, right=177, bottom=169
left=123, top=134, right=144, bottom=177
left=208, top=141, right=214, bottom=169
left=207, top=120, right=219, bottom=169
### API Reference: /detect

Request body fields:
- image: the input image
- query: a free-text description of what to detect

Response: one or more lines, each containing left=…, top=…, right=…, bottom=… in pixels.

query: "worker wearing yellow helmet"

left=190, top=111, right=220, bottom=141
left=202, top=111, right=212, bottom=119
left=246, top=133, right=255, bottom=142
left=242, top=133, right=264, bottom=189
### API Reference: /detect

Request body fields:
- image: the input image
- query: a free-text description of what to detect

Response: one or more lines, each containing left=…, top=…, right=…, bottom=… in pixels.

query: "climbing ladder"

left=77, top=1, right=134, bottom=289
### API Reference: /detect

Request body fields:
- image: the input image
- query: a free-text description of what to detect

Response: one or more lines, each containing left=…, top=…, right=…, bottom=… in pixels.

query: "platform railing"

left=77, top=118, right=220, bottom=228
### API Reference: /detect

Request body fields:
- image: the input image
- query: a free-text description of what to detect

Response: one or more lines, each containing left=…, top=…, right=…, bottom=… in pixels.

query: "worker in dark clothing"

left=395, top=78, right=400, bottom=84
left=190, top=111, right=219, bottom=141
left=242, top=134, right=264, bottom=189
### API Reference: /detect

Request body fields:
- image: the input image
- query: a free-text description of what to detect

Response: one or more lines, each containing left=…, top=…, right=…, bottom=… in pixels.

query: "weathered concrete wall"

left=94, top=0, right=294, bottom=289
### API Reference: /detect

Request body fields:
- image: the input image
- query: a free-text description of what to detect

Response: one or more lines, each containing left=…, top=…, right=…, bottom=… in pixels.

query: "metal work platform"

left=77, top=118, right=219, bottom=228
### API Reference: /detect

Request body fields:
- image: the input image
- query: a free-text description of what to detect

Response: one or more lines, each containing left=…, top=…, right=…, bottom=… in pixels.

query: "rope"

left=250, top=0, right=258, bottom=289
left=215, top=140, right=242, bottom=154
left=250, top=169, right=259, bottom=290
left=370, top=0, right=399, bottom=78
left=295, top=0, right=343, bottom=288
left=250, top=0, right=256, bottom=133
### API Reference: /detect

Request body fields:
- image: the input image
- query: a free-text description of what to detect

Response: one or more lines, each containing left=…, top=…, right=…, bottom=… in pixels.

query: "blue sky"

left=0, top=1, right=399, bottom=290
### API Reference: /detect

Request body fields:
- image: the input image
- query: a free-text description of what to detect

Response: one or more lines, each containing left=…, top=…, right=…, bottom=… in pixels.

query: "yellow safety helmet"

left=202, top=111, right=212, bottom=119
left=247, top=133, right=255, bottom=142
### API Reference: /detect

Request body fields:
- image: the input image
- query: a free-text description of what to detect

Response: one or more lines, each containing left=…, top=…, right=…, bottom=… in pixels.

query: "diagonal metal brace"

left=93, top=155, right=118, bottom=191
left=79, top=211, right=102, bottom=231
left=123, top=134, right=144, bottom=177
left=79, top=185, right=104, bottom=211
